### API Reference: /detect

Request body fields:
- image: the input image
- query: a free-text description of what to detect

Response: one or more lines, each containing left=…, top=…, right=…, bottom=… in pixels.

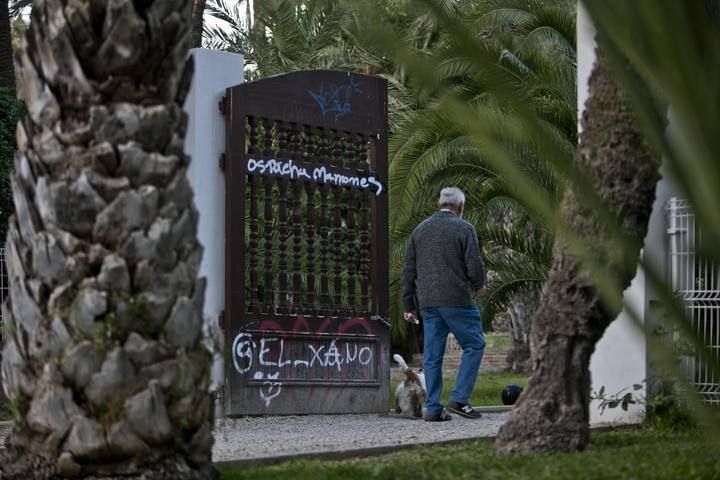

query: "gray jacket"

left=401, top=210, right=485, bottom=311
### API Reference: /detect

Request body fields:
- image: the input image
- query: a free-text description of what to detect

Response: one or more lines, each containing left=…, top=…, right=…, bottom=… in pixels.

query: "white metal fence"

left=667, top=197, right=720, bottom=404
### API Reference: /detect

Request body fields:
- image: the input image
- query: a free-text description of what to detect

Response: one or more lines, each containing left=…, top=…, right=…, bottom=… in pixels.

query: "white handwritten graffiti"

left=232, top=333, right=255, bottom=374
left=231, top=333, right=376, bottom=407
left=257, top=337, right=292, bottom=368
left=247, top=158, right=311, bottom=180
left=246, top=158, right=384, bottom=196
left=253, top=371, right=283, bottom=407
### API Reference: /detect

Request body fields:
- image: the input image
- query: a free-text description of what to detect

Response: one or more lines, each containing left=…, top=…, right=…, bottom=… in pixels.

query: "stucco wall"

left=183, top=49, right=245, bottom=391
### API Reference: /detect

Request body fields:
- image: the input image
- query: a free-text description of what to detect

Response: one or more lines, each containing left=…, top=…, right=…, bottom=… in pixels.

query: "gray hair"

left=438, top=187, right=465, bottom=208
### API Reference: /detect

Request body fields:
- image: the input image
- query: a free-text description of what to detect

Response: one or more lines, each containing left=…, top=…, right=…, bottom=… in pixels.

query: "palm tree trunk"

left=0, top=0, right=14, bottom=92
left=0, top=0, right=215, bottom=478
left=191, top=0, right=206, bottom=48
left=506, top=291, right=536, bottom=372
left=495, top=55, right=661, bottom=454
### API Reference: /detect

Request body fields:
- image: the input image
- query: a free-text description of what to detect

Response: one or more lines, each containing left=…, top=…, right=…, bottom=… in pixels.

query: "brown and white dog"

left=393, top=354, right=427, bottom=418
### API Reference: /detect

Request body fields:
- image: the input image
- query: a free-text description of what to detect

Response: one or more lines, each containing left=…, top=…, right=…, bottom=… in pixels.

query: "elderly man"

left=401, top=187, right=486, bottom=421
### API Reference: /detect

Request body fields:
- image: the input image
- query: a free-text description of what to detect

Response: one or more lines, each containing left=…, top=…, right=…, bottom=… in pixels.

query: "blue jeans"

left=421, top=306, right=485, bottom=415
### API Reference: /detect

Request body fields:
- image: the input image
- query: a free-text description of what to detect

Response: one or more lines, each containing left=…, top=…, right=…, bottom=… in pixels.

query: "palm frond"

left=9, top=0, right=32, bottom=19
left=479, top=273, right=544, bottom=329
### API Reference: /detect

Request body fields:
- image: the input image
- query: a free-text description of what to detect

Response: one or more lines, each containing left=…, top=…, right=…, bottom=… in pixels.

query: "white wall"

left=579, top=4, right=647, bottom=425
left=589, top=273, right=647, bottom=425
left=576, top=3, right=595, bottom=135
left=183, top=49, right=245, bottom=391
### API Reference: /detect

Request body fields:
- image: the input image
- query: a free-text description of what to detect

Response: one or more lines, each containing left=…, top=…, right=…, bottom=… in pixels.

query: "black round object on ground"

left=501, top=384, right=523, bottom=405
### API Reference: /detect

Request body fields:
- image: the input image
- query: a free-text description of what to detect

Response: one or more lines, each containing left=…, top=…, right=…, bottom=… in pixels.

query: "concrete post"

left=183, top=49, right=245, bottom=405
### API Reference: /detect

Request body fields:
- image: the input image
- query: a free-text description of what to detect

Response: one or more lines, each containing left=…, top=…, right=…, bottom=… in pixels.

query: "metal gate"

left=667, top=197, right=720, bottom=404
left=221, top=71, right=390, bottom=415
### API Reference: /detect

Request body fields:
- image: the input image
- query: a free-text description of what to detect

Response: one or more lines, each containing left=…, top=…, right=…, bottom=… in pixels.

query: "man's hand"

left=474, top=287, right=485, bottom=296
left=403, top=312, right=419, bottom=324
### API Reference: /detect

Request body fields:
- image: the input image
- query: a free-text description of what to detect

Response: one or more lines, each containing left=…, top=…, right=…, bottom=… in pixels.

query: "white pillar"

left=183, top=49, right=245, bottom=392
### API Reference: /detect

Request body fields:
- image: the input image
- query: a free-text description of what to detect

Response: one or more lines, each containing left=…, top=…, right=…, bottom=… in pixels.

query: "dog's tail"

left=393, top=354, right=410, bottom=372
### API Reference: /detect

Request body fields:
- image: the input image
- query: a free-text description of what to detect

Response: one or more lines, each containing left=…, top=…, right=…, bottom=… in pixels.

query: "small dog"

left=393, top=354, right=427, bottom=418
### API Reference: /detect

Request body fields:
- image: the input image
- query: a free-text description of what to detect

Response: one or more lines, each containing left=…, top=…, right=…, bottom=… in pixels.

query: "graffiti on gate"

left=308, top=76, right=363, bottom=121
left=231, top=316, right=377, bottom=407
left=246, top=158, right=384, bottom=196
left=232, top=334, right=375, bottom=374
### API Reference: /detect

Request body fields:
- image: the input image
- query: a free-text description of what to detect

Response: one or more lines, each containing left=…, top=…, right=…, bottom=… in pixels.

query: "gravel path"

left=212, top=412, right=507, bottom=464
left=1, top=412, right=507, bottom=465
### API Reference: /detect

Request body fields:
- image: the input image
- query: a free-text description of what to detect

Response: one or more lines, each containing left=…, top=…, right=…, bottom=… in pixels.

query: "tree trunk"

left=191, top=0, right=206, bottom=48
left=0, top=0, right=216, bottom=478
left=495, top=55, right=661, bottom=454
left=0, top=0, right=14, bottom=92
left=505, top=290, right=536, bottom=372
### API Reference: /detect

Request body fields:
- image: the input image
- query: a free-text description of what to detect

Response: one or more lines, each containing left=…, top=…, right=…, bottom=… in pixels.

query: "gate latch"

left=371, top=314, right=391, bottom=328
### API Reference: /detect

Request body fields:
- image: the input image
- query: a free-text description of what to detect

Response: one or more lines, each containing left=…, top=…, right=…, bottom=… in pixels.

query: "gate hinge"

left=371, top=314, right=391, bottom=328
left=218, top=96, right=227, bottom=115
left=219, top=153, right=227, bottom=172
left=218, top=310, right=226, bottom=330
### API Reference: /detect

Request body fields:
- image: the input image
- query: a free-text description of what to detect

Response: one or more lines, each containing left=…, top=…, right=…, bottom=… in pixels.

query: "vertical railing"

left=241, top=119, right=376, bottom=318
left=667, top=197, right=720, bottom=405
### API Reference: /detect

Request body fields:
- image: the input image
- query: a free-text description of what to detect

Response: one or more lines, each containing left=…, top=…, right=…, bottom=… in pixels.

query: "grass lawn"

left=220, top=426, right=720, bottom=480
left=390, top=372, right=529, bottom=408
left=392, top=333, right=525, bottom=407
left=457, top=371, right=528, bottom=407
left=484, top=334, right=512, bottom=349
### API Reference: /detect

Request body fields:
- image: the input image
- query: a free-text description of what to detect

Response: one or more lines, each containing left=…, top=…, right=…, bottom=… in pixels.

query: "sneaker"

left=423, top=408, right=452, bottom=422
left=447, top=401, right=482, bottom=419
